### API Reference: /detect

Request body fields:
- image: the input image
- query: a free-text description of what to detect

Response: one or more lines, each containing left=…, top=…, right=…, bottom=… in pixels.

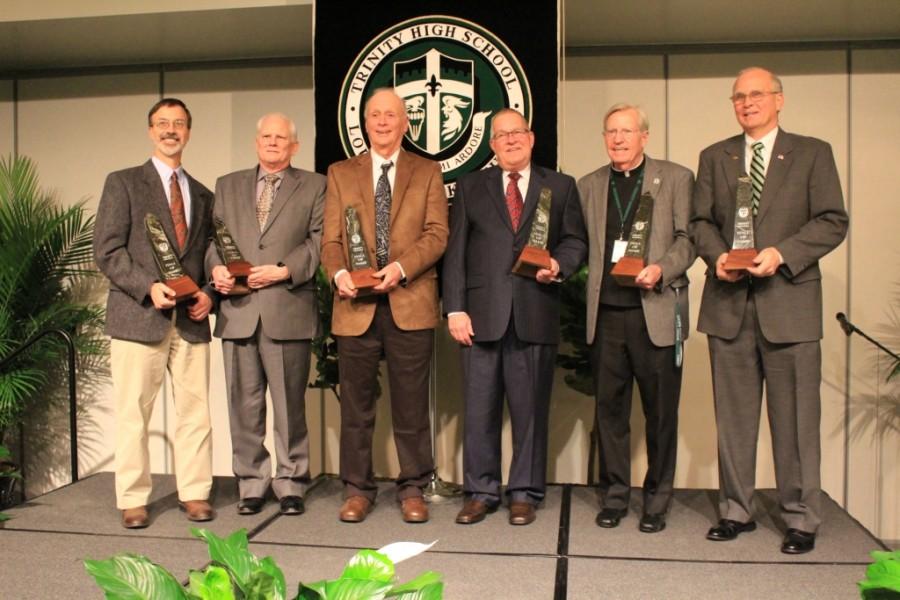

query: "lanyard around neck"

left=610, top=170, right=644, bottom=240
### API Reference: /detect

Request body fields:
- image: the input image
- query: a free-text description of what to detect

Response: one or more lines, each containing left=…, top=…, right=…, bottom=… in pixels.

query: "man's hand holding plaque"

left=343, top=206, right=382, bottom=297
left=723, top=175, right=758, bottom=272
left=145, top=213, right=200, bottom=303
left=212, top=216, right=252, bottom=295
left=610, top=192, right=654, bottom=287
left=512, top=188, right=555, bottom=279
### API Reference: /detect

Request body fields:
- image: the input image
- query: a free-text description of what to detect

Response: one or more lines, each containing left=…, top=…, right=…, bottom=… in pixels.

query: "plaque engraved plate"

left=724, top=175, right=758, bottom=271
left=345, top=206, right=382, bottom=295
left=610, top=192, right=654, bottom=286
left=512, top=188, right=553, bottom=278
left=213, top=217, right=252, bottom=295
left=144, top=213, right=199, bottom=302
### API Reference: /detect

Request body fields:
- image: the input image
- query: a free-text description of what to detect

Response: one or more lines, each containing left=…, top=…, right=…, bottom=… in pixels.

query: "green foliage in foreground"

left=858, top=549, right=900, bottom=599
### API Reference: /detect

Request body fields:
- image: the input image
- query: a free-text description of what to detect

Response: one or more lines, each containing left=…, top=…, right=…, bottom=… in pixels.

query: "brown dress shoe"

left=509, top=501, right=536, bottom=526
left=179, top=499, right=215, bottom=522
left=455, top=499, right=495, bottom=524
left=339, top=496, right=372, bottom=523
left=121, top=506, right=149, bottom=529
left=400, top=496, right=429, bottom=523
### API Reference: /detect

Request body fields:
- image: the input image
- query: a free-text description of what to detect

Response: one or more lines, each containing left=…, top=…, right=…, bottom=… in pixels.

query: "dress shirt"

left=744, top=126, right=779, bottom=176
left=151, top=156, right=192, bottom=227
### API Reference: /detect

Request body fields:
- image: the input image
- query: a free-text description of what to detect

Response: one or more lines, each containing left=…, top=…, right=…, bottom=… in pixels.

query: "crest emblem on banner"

left=338, top=15, right=532, bottom=198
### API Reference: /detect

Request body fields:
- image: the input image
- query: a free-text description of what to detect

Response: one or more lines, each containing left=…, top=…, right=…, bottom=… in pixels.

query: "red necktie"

left=506, top=171, right=523, bottom=230
left=169, top=172, right=187, bottom=250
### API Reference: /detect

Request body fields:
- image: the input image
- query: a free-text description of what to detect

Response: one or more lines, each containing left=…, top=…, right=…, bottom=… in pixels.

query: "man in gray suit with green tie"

left=578, top=103, right=694, bottom=534
left=208, top=113, right=326, bottom=516
left=691, top=67, right=848, bottom=554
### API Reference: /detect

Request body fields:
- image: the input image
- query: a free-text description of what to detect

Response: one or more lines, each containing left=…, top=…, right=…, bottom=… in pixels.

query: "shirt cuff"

left=334, top=268, right=348, bottom=286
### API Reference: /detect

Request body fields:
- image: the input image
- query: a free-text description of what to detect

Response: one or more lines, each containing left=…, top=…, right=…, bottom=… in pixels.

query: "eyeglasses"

left=730, top=91, right=780, bottom=105
left=153, top=119, right=188, bottom=130
left=603, top=128, right=640, bottom=139
left=491, top=128, right=530, bottom=141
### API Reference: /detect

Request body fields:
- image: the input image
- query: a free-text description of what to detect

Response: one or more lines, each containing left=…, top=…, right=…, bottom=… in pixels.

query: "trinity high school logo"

left=338, top=15, right=532, bottom=198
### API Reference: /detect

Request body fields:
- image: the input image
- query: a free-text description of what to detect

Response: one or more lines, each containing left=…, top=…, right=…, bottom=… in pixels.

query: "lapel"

left=484, top=166, right=514, bottom=233
left=140, top=160, right=181, bottom=253
left=240, top=169, right=259, bottom=237
left=261, top=166, right=302, bottom=237
left=353, top=153, right=377, bottom=254
left=519, top=163, right=543, bottom=238
left=755, top=129, right=794, bottom=228
left=182, top=170, right=208, bottom=255
left=722, top=134, right=744, bottom=207
left=390, top=150, right=412, bottom=227
left=641, top=156, right=662, bottom=255
left=591, top=166, right=611, bottom=254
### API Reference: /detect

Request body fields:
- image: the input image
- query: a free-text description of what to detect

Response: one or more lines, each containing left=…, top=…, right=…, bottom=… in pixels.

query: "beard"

left=156, top=137, right=184, bottom=157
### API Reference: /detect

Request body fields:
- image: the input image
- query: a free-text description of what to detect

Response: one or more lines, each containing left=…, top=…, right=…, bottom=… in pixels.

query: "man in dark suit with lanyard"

left=691, top=67, right=848, bottom=554
left=444, top=108, right=587, bottom=526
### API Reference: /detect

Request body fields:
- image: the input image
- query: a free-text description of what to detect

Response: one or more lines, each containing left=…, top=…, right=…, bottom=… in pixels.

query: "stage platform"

left=0, top=473, right=887, bottom=599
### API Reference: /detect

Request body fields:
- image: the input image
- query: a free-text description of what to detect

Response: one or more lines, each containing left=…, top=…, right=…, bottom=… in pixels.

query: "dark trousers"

left=461, top=317, right=557, bottom=506
left=591, top=305, right=681, bottom=515
left=336, top=299, right=434, bottom=502
left=708, top=295, right=822, bottom=532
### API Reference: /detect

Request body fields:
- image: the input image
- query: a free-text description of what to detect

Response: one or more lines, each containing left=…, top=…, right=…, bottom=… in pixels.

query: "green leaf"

left=859, top=550, right=900, bottom=593
left=193, top=528, right=256, bottom=593
left=324, top=579, right=392, bottom=600
left=386, top=571, right=443, bottom=598
left=296, top=580, right=328, bottom=600
left=188, top=566, right=235, bottom=600
left=84, top=554, right=188, bottom=600
left=340, top=550, right=394, bottom=583
left=258, top=556, right=287, bottom=599
left=245, top=571, right=279, bottom=600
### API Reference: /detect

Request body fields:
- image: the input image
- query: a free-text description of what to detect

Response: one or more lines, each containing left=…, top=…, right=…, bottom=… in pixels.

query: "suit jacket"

left=443, top=164, right=588, bottom=345
left=321, top=149, right=448, bottom=336
left=577, top=156, right=695, bottom=347
left=93, top=160, right=214, bottom=344
left=206, top=166, right=326, bottom=341
left=691, top=129, right=848, bottom=343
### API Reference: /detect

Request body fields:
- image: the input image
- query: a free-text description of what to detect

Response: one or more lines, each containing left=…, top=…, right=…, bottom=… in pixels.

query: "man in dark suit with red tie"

left=443, top=108, right=587, bottom=526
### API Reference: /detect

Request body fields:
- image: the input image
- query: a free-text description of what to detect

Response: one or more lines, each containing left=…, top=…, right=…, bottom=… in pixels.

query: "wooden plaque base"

left=610, top=256, right=645, bottom=287
left=512, top=246, right=552, bottom=278
left=350, top=268, right=383, bottom=297
left=723, top=248, right=758, bottom=272
left=225, top=261, right=253, bottom=296
left=165, top=275, right=200, bottom=303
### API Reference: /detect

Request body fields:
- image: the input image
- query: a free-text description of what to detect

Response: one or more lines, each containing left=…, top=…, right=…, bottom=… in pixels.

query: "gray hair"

left=256, top=113, right=297, bottom=142
left=604, top=103, right=649, bottom=132
left=736, top=67, right=784, bottom=93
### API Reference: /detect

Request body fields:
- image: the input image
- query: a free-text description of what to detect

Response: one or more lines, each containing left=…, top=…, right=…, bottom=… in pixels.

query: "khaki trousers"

left=111, top=327, right=212, bottom=509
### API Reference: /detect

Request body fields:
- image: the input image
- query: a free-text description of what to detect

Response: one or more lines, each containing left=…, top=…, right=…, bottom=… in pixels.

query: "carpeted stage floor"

left=0, top=473, right=887, bottom=599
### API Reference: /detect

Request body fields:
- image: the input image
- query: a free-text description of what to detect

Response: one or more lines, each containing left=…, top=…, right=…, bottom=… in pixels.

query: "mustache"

left=160, top=133, right=181, bottom=141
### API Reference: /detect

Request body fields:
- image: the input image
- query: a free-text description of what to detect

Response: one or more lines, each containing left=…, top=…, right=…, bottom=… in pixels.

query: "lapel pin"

left=653, top=177, right=660, bottom=185
left=731, top=155, right=739, bottom=160
left=777, top=154, right=784, bottom=160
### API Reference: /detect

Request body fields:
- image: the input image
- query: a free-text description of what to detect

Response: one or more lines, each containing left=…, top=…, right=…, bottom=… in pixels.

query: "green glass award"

left=611, top=192, right=654, bottom=286
left=212, top=217, right=252, bottom=295
left=512, top=188, right=553, bottom=278
left=723, top=175, right=758, bottom=271
left=144, top=213, right=199, bottom=302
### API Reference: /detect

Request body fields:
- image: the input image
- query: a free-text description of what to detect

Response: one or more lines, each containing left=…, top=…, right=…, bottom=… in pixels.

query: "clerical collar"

left=610, top=156, right=645, bottom=178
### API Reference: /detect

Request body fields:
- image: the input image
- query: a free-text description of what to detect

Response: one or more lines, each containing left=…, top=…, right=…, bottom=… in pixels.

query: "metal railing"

left=0, top=328, right=78, bottom=484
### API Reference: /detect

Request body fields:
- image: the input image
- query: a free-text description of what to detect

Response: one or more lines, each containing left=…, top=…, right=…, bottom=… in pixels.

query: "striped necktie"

left=750, top=141, right=765, bottom=216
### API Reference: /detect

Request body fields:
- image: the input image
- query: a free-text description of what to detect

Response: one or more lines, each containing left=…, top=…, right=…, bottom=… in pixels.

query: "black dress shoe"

left=706, top=519, right=756, bottom=541
left=781, top=529, right=815, bottom=554
left=595, top=507, right=628, bottom=528
left=237, top=497, right=265, bottom=515
left=639, top=513, right=666, bottom=533
left=280, top=496, right=305, bottom=515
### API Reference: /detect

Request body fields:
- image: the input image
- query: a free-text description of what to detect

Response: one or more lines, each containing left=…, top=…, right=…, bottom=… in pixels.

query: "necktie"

left=169, top=172, right=187, bottom=250
left=375, top=161, right=393, bottom=269
left=750, top=141, right=765, bottom=216
left=257, top=173, right=278, bottom=231
left=506, top=171, right=523, bottom=230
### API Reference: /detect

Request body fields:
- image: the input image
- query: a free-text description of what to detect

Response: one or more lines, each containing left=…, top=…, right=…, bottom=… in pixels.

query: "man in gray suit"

left=94, top=98, right=215, bottom=529
left=691, top=67, right=848, bottom=554
left=208, top=113, right=326, bottom=516
left=578, top=103, right=694, bottom=534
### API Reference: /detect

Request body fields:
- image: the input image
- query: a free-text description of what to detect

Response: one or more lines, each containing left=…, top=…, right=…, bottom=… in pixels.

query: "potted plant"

left=0, top=154, right=104, bottom=507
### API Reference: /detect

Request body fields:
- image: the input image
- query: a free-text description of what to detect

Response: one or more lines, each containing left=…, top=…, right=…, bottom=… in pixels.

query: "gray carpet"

left=0, top=473, right=886, bottom=599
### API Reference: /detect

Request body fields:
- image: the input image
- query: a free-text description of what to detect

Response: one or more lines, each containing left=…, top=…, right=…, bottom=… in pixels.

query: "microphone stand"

left=836, top=313, right=900, bottom=363
left=424, top=335, right=462, bottom=500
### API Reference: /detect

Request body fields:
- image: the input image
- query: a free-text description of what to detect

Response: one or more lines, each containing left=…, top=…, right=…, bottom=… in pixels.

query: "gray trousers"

left=708, top=296, right=822, bottom=533
left=223, top=321, right=311, bottom=499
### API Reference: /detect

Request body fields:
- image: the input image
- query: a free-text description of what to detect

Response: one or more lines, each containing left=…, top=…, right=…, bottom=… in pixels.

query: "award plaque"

left=144, top=213, right=200, bottom=302
left=212, top=217, right=252, bottom=295
left=723, top=175, right=758, bottom=271
left=610, top=192, right=654, bottom=287
left=345, top=206, right=382, bottom=296
left=512, top=188, right=554, bottom=278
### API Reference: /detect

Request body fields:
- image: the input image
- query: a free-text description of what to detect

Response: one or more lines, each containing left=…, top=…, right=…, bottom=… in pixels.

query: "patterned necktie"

left=169, top=172, right=187, bottom=250
left=750, top=141, right=765, bottom=216
left=257, top=173, right=278, bottom=231
left=375, top=161, right=393, bottom=269
left=506, top=171, right=523, bottom=230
